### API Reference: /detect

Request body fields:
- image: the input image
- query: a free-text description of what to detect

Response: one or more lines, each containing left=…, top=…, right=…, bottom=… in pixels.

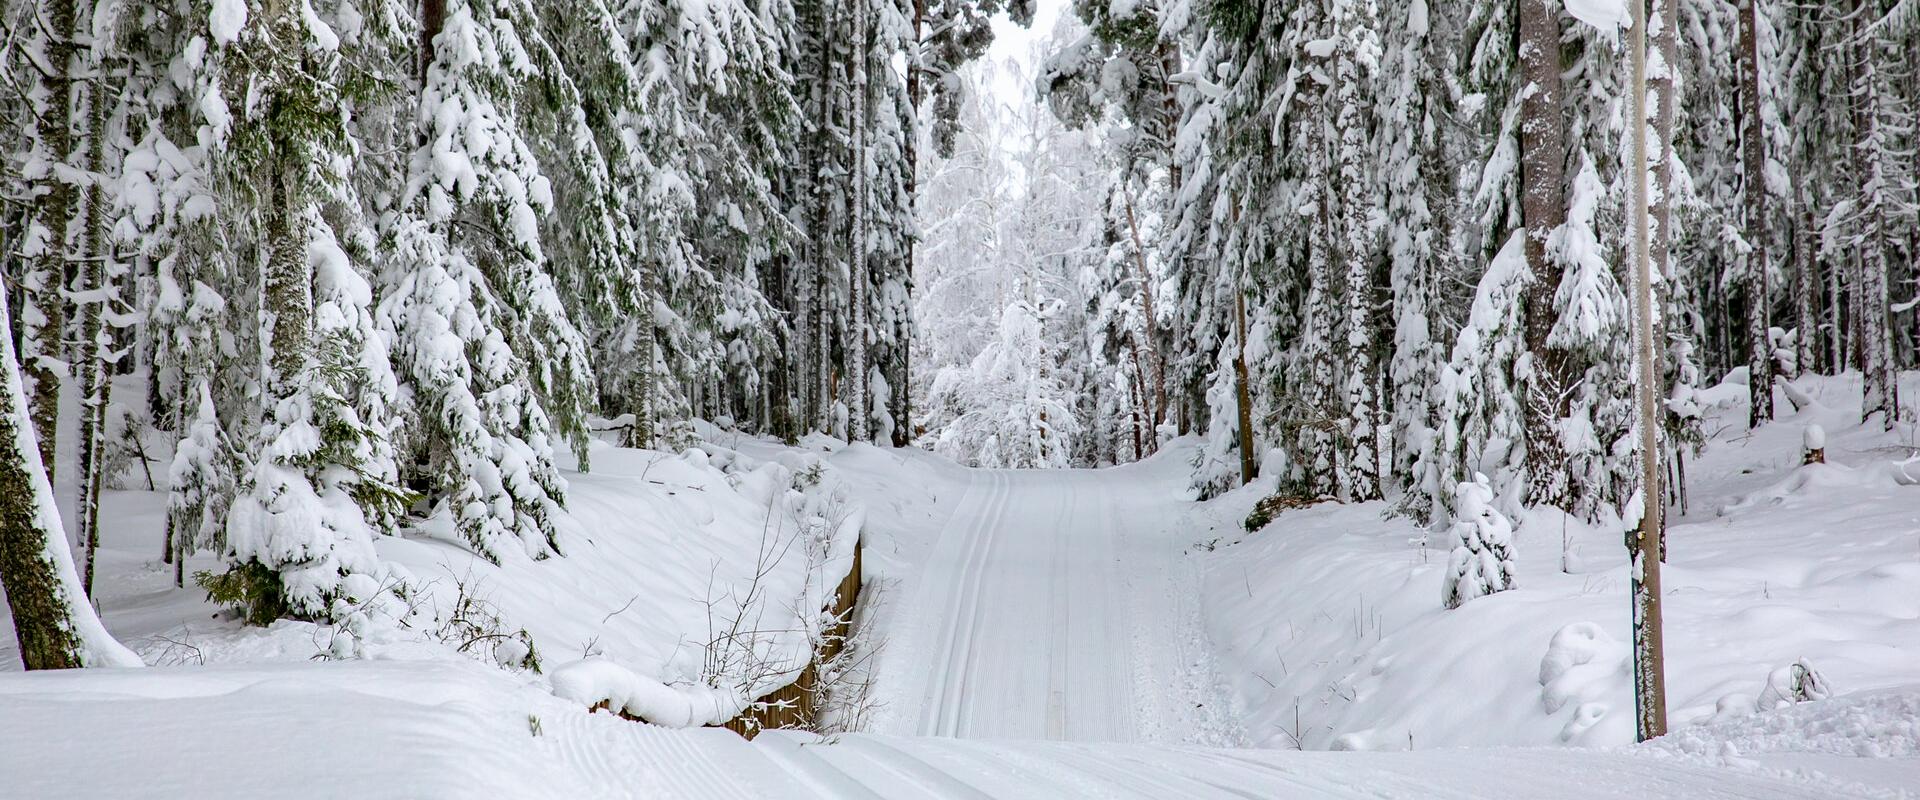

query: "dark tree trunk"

left=1738, top=0, right=1773, bottom=427
left=1517, top=0, right=1570, bottom=506
left=0, top=288, right=88, bottom=670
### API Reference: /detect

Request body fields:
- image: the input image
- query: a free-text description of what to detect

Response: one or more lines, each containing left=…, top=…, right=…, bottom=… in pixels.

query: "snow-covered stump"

left=1802, top=424, right=1825, bottom=465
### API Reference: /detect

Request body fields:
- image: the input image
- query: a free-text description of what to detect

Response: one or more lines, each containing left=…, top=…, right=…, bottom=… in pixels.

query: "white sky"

left=984, top=0, right=1071, bottom=105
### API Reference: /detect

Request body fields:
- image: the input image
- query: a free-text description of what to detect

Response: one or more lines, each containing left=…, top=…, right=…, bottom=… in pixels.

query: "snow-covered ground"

left=1194, top=371, right=1920, bottom=754
left=4, top=656, right=1914, bottom=798
left=3, top=407, right=863, bottom=726
left=3, top=375, right=1917, bottom=797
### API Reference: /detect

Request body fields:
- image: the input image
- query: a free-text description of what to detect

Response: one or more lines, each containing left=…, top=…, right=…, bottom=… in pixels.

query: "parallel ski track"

left=920, top=471, right=1012, bottom=737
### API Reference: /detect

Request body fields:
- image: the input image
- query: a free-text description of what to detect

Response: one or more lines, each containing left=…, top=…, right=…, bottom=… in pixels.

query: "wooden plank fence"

left=718, top=539, right=863, bottom=739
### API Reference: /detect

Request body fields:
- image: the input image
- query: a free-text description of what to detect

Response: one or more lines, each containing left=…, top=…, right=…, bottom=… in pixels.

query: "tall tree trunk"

left=897, top=0, right=928, bottom=449
left=1517, top=0, right=1570, bottom=506
left=1737, top=0, right=1773, bottom=427
left=76, top=81, right=114, bottom=599
left=1827, top=215, right=1844, bottom=372
left=1159, top=40, right=1184, bottom=198
left=1234, top=291, right=1256, bottom=485
left=1336, top=7, right=1379, bottom=501
left=0, top=285, right=137, bottom=670
left=1121, top=185, right=1165, bottom=442
left=420, top=0, right=447, bottom=83
left=23, top=0, right=80, bottom=480
left=263, top=173, right=313, bottom=417
left=1794, top=191, right=1817, bottom=375
left=847, top=0, right=871, bottom=444
left=1627, top=0, right=1669, bottom=743
left=1847, top=1, right=1897, bottom=427
left=812, top=1, right=837, bottom=434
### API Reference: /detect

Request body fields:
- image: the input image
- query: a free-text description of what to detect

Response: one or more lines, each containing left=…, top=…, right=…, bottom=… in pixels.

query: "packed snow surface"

left=3, top=659, right=1914, bottom=798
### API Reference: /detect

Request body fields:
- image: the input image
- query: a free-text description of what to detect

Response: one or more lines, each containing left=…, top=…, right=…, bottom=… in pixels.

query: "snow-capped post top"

left=1802, top=424, right=1825, bottom=451
left=1564, top=0, right=1631, bottom=30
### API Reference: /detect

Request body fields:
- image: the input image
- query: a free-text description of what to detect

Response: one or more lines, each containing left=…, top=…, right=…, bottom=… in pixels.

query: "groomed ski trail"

left=880, top=465, right=1230, bottom=743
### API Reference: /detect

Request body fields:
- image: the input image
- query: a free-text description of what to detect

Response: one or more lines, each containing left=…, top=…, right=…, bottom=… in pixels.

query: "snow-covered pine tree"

left=166, top=384, right=229, bottom=588
left=1441, top=473, right=1517, bottom=608
left=1844, top=0, right=1903, bottom=428
left=930, top=294, right=1080, bottom=469
left=382, top=0, right=596, bottom=563
left=214, top=1, right=411, bottom=620
left=1380, top=0, right=1458, bottom=523
left=1331, top=0, right=1384, bottom=502
left=529, top=1, right=654, bottom=447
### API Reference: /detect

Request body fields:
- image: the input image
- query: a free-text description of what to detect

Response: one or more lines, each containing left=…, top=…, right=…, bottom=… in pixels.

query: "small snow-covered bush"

left=1758, top=658, right=1832, bottom=709
left=1243, top=490, right=1325, bottom=533
left=1441, top=474, right=1517, bottom=609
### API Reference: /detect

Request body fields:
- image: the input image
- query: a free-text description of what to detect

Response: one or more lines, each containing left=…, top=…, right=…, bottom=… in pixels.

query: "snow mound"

left=1717, top=461, right=1918, bottom=516
left=549, top=659, right=748, bottom=728
left=1650, top=690, right=1920, bottom=760
left=1539, top=622, right=1630, bottom=744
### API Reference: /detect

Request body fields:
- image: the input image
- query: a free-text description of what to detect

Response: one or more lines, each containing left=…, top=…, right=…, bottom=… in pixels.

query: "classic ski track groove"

left=920, top=470, right=1010, bottom=737
left=948, top=470, right=1014, bottom=737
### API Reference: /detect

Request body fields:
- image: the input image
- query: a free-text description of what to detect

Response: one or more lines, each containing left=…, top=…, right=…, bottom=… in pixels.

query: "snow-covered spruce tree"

left=1545, top=156, right=1636, bottom=524
left=1161, top=26, right=1240, bottom=478
left=0, top=286, right=144, bottom=669
left=1434, top=233, right=1533, bottom=519
left=791, top=0, right=857, bottom=437
left=1419, top=0, right=1637, bottom=525
left=1183, top=10, right=1279, bottom=500
left=1331, top=0, right=1384, bottom=502
left=595, top=0, right=802, bottom=444
left=1843, top=0, right=1904, bottom=428
left=1377, top=0, right=1471, bottom=523
left=167, top=384, right=231, bottom=588
left=526, top=1, right=656, bottom=447
left=866, top=2, right=919, bottom=447
left=212, top=2, right=412, bottom=621
left=381, top=0, right=597, bottom=563
left=113, top=0, right=251, bottom=588
left=1441, top=473, right=1517, bottom=609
